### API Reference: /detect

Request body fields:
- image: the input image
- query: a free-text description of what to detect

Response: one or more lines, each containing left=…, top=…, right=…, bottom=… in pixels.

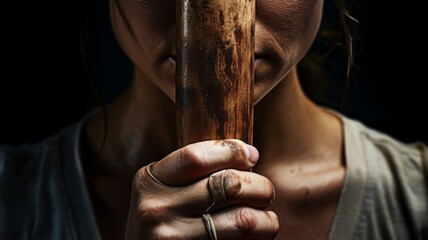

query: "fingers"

left=127, top=140, right=277, bottom=239
left=152, top=139, right=259, bottom=186
left=131, top=166, right=276, bottom=219
left=151, top=207, right=280, bottom=239
left=222, top=170, right=275, bottom=208
left=174, top=169, right=276, bottom=215
left=212, top=207, right=280, bottom=239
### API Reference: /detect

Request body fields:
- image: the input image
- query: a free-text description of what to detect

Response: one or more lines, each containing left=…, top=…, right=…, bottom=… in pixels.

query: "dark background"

left=1, top=0, right=427, bottom=145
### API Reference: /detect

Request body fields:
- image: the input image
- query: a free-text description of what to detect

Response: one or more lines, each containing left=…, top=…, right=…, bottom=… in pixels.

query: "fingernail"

left=245, top=144, right=259, bottom=164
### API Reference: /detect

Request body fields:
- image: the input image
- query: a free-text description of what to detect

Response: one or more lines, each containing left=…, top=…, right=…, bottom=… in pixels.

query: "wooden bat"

left=176, top=0, right=255, bottom=147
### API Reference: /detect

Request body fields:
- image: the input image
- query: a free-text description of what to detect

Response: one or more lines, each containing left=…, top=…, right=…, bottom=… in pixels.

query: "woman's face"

left=110, top=0, right=323, bottom=103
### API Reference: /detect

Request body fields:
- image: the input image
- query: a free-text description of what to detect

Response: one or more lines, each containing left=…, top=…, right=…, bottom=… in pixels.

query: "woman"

left=1, top=0, right=427, bottom=239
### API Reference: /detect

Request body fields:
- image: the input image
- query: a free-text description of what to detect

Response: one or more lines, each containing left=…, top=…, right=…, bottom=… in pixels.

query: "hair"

left=80, top=10, right=109, bottom=150
left=298, top=0, right=361, bottom=113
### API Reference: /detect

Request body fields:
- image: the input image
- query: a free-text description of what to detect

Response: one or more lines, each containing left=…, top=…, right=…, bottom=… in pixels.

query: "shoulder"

left=345, top=117, right=427, bottom=179
left=0, top=133, right=67, bottom=216
left=0, top=119, right=90, bottom=239
left=0, top=121, right=81, bottom=183
left=342, top=116, right=428, bottom=239
left=0, top=134, right=62, bottom=179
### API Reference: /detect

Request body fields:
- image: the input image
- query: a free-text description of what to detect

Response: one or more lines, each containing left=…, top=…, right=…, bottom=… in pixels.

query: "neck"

left=253, top=68, right=342, bottom=172
left=85, top=68, right=176, bottom=175
left=82, top=69, right=177, bottom=239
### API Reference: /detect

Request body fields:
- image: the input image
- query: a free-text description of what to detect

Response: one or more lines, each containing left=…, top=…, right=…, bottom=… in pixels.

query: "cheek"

left=110, top=0, right=175, bottom=70
left=257, top=0, right=323, bottom=54
left=252, top=0, right=323, bottom=102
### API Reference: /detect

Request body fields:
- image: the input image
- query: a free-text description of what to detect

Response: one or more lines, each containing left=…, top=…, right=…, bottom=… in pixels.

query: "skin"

left=83, top=0, right=345, bottom=239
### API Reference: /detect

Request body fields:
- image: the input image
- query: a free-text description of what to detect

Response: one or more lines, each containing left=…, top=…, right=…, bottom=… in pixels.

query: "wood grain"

left=176, top=0, right=255, bottom=147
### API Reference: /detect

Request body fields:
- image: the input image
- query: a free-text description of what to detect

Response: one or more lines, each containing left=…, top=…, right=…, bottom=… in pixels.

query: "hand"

left=125, top=140, right=279, bottom=239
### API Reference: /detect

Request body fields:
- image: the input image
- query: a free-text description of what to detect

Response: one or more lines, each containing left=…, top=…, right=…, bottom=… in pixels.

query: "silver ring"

left=202, top=213, right=218, bottom=240
left=145, top=162, right=167, bottom=186
left=206, top=170, right=228, bottom=213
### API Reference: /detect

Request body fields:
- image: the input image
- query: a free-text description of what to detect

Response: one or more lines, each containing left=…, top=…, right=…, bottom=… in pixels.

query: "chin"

left=253, top=64, right=294, bottom=104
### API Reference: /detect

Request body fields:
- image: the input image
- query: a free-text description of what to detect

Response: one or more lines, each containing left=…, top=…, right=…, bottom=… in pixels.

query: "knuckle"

left=177, top=146, right=204, bottom=171
left=235, top=207, right=258, bottom=233
left=131, top=168, right=147, bottom=191
left=224, top=170, right=244, bottom=200
left=153, top=225, right=181, bottom=240
left=137, top=199, right=169, bottom=223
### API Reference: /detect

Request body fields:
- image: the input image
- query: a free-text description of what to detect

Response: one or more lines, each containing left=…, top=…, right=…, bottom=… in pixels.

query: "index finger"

left=151, top=139, right=259, bottom=186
